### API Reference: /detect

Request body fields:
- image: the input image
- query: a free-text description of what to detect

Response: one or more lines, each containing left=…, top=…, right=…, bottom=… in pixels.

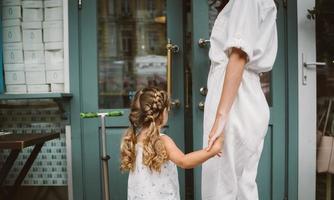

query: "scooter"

left=80, top=111, right=123, bottom=200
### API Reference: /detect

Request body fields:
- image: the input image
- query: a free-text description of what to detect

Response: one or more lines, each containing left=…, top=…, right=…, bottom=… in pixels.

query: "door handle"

left=302, top=53, right=327, bottom=85
left=200, top=87, right=208, bottom=96
left=166, top=39, right=180, bottom=108
left=198, top=101, right=205, bottom=110
left=303, top=62, right=327, bottom=69
left=198, top=38, right=210, bottom=48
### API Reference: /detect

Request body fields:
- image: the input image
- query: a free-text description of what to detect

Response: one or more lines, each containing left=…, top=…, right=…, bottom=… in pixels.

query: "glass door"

left=313, top=0, right=334, bottom=199
left=191, top=0, right=287, bottom=199
left=79, top=0, right=185, bottom=199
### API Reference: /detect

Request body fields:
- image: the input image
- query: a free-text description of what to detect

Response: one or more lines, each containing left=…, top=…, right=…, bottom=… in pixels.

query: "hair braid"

left=120, top=87, right=169, bottom=172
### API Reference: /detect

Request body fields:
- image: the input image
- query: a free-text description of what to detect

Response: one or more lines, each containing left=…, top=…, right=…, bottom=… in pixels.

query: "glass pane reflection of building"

left=98, top=0, right=167, bottom=109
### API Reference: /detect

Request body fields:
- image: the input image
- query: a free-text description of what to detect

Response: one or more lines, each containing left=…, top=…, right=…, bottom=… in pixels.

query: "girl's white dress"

left=128, top=143, right=180, bottom=200
left=202, top=0, right=278, bottom=199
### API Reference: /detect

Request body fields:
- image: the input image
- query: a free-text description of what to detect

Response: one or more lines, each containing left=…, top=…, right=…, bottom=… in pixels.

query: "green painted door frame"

left=69, top=0, right=186, bottom=199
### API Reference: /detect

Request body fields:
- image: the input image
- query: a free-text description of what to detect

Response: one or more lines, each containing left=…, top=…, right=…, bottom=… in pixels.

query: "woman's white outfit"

left=128, top=143, right=180, bottom=200
left=202, top=0, right=278, bottom=199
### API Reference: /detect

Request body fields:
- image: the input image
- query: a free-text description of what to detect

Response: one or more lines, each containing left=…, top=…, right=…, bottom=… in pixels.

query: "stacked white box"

left=3, top=20, right=22, bottom=43
left=43, top=21, right=63, bottom=42
left=3, top=6, right=22, bottom=20
left=4, top=64, right=26, bottom=88
left=44, top=0, right=63, bottom=21
left=6, top=85, right=27, bottom=94
left=22, top=1, right=43, bottom=22
left=2, top=1, right=24, bottom=93
left=25, top=64, right=47, bottom=85
left=45, top=42, right=63, bottom=69
left=27, top=84, right=50, bottom=93
left=22, top=21, right=43, bottom=44
left=2, top=0, right=67, bottom=94
left=3, top=43, right=24, bottom=64
left=43, top=0, right=64, bottom=92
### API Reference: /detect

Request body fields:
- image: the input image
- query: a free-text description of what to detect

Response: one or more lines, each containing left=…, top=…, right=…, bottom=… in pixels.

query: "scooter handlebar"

left=80, top=111, right=123, bottom=118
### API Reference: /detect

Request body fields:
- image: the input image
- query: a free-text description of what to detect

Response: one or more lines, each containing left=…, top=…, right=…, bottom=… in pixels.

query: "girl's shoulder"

left=159, top=133, right=176, bottom=147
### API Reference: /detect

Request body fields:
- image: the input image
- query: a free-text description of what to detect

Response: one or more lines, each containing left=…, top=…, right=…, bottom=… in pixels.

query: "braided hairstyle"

left=120, top=87, right=170, bottom=172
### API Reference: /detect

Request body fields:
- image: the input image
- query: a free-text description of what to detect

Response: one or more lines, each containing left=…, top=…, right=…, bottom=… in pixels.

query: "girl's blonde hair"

left=120, top=87, right=170, bottom=172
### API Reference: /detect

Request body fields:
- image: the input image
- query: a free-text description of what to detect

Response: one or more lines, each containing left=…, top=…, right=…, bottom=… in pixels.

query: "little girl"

left=120, top=87, right=223, bottom=200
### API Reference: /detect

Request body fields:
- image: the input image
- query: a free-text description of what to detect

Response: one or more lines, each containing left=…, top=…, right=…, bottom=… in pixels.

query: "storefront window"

left=98, top=0, right=167, bottom=109
left=2, top=0, right=67, bottom=94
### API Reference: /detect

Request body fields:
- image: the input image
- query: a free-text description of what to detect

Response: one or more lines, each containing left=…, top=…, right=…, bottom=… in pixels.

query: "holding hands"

left=206, top=115, right=226, bottom=152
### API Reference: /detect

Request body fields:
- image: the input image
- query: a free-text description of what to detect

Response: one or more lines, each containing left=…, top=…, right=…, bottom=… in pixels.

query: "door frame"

left=69, top=0, right=186, bottom=199
left=296, top=0, right=316, bottom=199
left=287, top=0, right=299, bottom=200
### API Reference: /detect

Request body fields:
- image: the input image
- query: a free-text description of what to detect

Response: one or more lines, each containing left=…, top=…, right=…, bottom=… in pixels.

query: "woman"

left=202, top=0, right=278, bottom=199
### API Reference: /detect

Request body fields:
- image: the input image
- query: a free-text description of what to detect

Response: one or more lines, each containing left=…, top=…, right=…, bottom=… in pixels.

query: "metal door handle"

left=200, top=87, right=208, bottom=96
left=302, top=53, right=327, bottom=85
left=198, top=38, right=210, bottom=48
left=198, top=101, right=205, bottom=110
left=303, top=62, right=327, bottom=69
left=166, top=39, right=180, bottom=108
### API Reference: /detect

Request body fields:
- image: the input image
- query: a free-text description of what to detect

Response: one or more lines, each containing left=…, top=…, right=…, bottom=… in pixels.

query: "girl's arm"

left=160, top=135, right=223, bottom=169
left=206, top=48, right=247, bottom=150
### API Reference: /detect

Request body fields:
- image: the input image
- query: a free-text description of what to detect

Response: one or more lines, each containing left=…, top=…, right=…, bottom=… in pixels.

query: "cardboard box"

left=43, top=21, right=63, bottom=42
left=3, top=43, right=24, bottom=64
left=22, top=21, right=42, bottom=29
left=3, top=26, right=22, bottom=43
left=6, top=85, right=27, bottom=94
left=27, top=84, right=50, bottom=93
left=3, top=19, right=22, bottom=43
left=44, top=0, right=63, bottom=8
left=45, top=7, right=63, bottom=21
left=4, top=64, right=25, bottom=71
left=46, top=70, right=63, bottom=83
left=2, top=0, right=21, bottom=6
left=5, top=71, right=26, bottom=84
left=50, top=83, right=64, bottom=92
left=25, top=70, right=46, bottom=84
left=25, top=63, right=45, bottom=71
left=45, top=49, right=63, bottom=69
left=22, top=1, right=43, bottom=8
left=24, top=50, right=45, bottom=64
left=2, top=19, right=21, bottom=27
left=23, top=8, right=43, bottom=21
left=44, top=42, right=63, bottom=50
left=23, top=43, right=44, bottom=51
left=3, top=6, right=21, bottom=19
left=23, top=29, right=43, bottom=44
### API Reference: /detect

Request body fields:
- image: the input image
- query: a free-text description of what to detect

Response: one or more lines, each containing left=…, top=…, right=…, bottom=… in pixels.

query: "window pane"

left=98, top=0, right=167, bottom=109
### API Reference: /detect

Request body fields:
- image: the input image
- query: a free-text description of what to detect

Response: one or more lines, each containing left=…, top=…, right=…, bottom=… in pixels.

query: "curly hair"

left=120, top=87, right=170, bottom=172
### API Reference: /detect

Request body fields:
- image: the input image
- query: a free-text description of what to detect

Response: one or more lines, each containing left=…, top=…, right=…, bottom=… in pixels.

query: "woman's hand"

left=206, top=116, right=226, bottom=151
left=210, top=135, right=224, bottom=157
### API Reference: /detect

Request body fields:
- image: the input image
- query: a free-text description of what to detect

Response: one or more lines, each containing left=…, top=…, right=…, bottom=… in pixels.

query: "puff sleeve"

left=223, top=0, right=260, bottom=61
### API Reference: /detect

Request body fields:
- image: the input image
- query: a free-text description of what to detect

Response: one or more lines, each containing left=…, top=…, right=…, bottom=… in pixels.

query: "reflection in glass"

left=98, top=0, right=167, bottom=109
left=207, top=0, right=272, bottom=106
left=315, top=0, right=334, bottom=198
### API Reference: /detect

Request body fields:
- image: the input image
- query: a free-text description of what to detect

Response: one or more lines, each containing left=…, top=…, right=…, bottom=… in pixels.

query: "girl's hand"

left=206, top=116, right=226, bottom=151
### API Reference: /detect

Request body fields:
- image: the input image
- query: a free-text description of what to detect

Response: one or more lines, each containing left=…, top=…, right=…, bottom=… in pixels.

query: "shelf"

left=0, top=93, right=73, bottom=100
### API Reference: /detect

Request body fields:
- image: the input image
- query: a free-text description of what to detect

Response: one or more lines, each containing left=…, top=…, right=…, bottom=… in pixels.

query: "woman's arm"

left=161, top=135, right=223, bottom=169
left=206, top=48, right=247, bottom=150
